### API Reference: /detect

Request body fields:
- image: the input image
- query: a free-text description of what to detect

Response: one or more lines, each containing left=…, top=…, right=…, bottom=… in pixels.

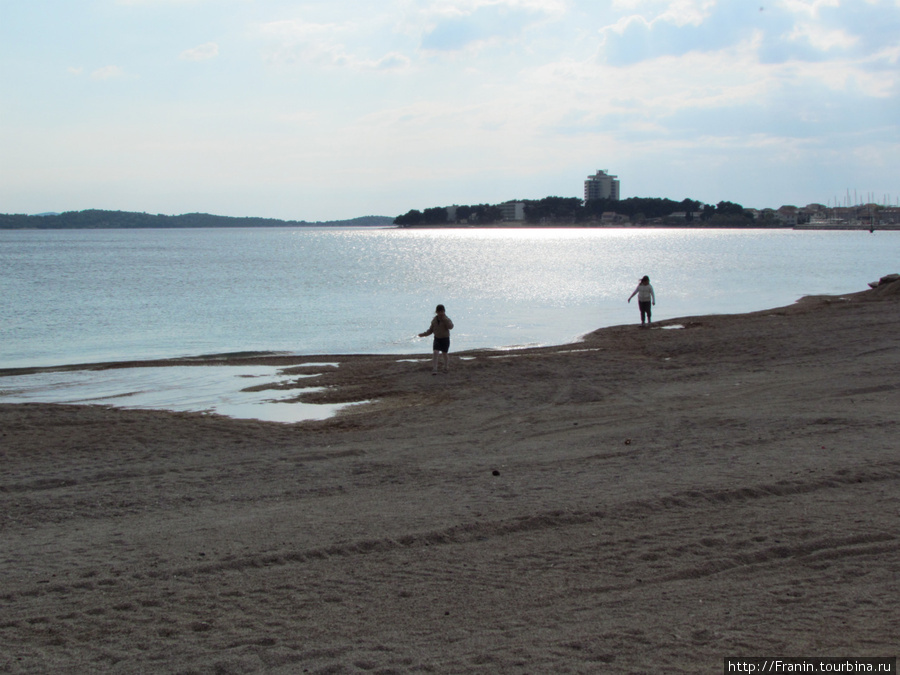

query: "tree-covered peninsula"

left=0, top=210, right=395, bottom=230
left=395, top=196, right=762, bottom=227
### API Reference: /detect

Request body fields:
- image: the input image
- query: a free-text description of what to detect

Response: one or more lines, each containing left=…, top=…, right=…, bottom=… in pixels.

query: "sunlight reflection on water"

left=2, top=227, right=896, bottom=368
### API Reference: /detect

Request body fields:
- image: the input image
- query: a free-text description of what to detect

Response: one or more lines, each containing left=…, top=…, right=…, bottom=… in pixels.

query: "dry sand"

left=1, top=282, right=899, bottom=674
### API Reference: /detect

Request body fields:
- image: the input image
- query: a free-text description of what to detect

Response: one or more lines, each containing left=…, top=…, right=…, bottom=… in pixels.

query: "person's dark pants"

left=639, top=300, right=652, bottom=324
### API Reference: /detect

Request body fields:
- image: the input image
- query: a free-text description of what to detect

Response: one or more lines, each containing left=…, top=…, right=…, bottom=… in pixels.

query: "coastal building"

left=601, top=211, right=629, bottom=225
left=500, top=201, right=525, bottom=221
left=775, top=206, right=799, bottom=227
left=664, top=211, right=690, bottom=222
left=584, top=170, right=620, bottom=202
left=880, top=207, right=900, bottom=225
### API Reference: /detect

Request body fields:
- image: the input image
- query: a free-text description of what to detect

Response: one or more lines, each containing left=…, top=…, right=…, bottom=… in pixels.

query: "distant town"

left=3, top=169, right=898, bottom=229
left=394, top=170, right=900, bottom=230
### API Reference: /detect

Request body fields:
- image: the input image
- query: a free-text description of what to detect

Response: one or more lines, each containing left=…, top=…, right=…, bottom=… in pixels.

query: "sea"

left=1, top=227, right=896, bottom=421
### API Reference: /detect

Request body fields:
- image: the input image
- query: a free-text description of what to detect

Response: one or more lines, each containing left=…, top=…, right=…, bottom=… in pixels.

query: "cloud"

left=91, top=65, right=126, bottom=80
left=417, top=0, right=564, bottom=52
left=180, top=42, right=219, bottom=61
left=595, top=1, right=900, bottom=70
left=608, top=0, right=715, bottom=23
left=114, top=0, right=205, bottom=4
left=787, top=24, right=858, bottom=51
left=257, top=19, right=352, bottom=67
left=371, top=52, right=413, bottom=70
left=257, top=18, right=411, bottom=71
left=420, top=7, right=525, bottom=51
left=598, top=3, right=766, bottom=65
left=415, top=0, right=566, bottom=12
left=528, top=22, right=897, bottom=142
left=780, top=0, right=840, bottom=19
left=654, top=0, right=716, bottom=26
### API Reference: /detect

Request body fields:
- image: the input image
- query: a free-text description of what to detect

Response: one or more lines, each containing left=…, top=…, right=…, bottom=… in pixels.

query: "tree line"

left=394, top=197, right=758, bottom=226
left=394, top=204, right=505, bottom=226
left=0, top=210, right=395, bottom=229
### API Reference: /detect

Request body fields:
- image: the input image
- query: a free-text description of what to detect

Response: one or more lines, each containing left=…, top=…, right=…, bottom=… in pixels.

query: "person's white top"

left=634, top=283, right=655, bottom=302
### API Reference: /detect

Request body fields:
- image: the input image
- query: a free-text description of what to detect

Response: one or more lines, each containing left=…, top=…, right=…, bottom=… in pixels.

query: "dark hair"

left=641, top=276, right=650, bottom=284
left=436, top=304, right=445, bottom=313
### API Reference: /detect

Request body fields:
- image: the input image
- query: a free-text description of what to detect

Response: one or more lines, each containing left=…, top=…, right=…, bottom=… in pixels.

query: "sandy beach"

left=1, top=280, right=898, bottom=674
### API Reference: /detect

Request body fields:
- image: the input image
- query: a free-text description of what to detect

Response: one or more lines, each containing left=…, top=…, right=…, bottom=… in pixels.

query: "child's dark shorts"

left=433, top=337, right=450, bottom=353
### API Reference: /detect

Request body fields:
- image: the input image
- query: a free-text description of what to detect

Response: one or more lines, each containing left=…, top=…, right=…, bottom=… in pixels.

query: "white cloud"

left=596, top=1, right=749, bottom=66
left=779, top=0, right=840, bottom=19
left=609, top=0, right=716, bottom=26
left=601, top=14, right=650, bottom=39
left=610, top=0, right=714, bottom=20
left=409, top=0, right=565, bottom=53
left=67, top=66, right=84, bottom=76
left=257, top=18, right=411, bottom=71
left=180, top=42, right=219, bottom=61
left=258, top=18, right=341, bottom=40
left=416, top=0, right=565, bottom=12
left=787, top=24, right=858, bottom=51
left=91, top=65, right=126, bottom=80
left=876, top=43, right=900, bottom=65
left=786, top=48, right=900, bottom=97
left=657, top=0, right=716, bottom=26
left=371, top=52, right=413, bottom=70
left=257, top=19, right=353, bottom=67
left=114, top=0, right=205, bottom=4
left=529, top=28, right=886, bottom=134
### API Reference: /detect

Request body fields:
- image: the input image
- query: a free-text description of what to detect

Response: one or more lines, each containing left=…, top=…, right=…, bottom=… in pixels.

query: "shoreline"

left=2, top=280, right=898, bottom=672
left=0, top=277, right=891, bottom=378
left=8, top=222, right=900, bottom=232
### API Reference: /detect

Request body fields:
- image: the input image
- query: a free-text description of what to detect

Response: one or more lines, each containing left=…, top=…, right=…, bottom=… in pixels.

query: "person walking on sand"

left=628, top=275, right=656, bottom=327
left=419, top=304, right=454, bottom=374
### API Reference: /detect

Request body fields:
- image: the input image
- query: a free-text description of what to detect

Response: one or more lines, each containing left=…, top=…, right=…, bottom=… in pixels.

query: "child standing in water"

left=628, top=276, right=656, bottom=326
left=419, top=304, right=454, bottom=374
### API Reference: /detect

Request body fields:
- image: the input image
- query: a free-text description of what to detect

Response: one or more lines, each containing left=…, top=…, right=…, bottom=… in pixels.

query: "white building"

left=500, top=201, right=525, bottom=221
left=584, top=169, right=620, bottom=201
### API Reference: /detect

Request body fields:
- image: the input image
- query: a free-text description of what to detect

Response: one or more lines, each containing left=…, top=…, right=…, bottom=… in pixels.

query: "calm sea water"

left=1, top=227, right=898, bottom=369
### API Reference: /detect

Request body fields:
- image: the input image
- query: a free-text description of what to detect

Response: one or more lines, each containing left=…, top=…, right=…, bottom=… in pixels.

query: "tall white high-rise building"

left=584, top=170, right=620, bottom=201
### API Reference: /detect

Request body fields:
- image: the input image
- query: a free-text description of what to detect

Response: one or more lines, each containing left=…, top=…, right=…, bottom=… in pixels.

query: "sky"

left=1, top=0, right=899, bottom=221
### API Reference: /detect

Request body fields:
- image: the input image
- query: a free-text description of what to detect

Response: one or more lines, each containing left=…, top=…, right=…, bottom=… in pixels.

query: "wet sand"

left=1, top=281, right=898, bottom=673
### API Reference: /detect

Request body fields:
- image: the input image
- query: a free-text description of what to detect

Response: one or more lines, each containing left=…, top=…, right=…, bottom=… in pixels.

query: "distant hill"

left=0, top=210, right=395, bottom=230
